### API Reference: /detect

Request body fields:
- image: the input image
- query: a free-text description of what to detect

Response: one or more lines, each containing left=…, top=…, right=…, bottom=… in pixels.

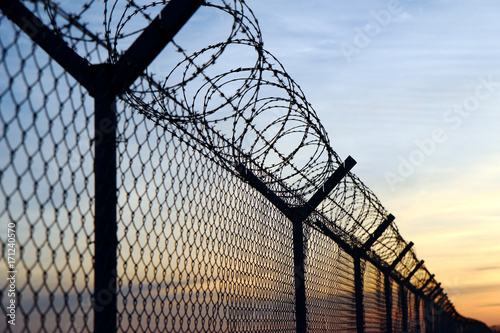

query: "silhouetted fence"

left=0, top=0, right=492, bottom=332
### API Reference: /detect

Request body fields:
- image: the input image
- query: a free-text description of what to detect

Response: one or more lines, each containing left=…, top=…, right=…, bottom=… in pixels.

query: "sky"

left=245, top=0, right=500, bottom=326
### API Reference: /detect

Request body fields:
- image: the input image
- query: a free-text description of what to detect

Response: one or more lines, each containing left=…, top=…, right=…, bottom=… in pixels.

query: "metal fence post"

left=354, top=255, right=365, bottom=333
left=385, top=274, right=393, bottom=333
left=93, top=64, right=118, bottom=333
left=292, top=217, right=307, bottom=333
left=237, top=157, right=356, bottom=333
left=401, top=285, right=408, bottom=332
left=425, top=299, right=434, bottom=333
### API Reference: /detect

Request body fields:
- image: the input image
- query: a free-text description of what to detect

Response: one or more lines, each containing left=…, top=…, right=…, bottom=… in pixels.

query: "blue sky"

left=245, top=0, right=500, bottom=325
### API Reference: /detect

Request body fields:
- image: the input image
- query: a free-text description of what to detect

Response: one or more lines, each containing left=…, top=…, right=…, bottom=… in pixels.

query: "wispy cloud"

left=480, top=303, right=500, bottom=308
left=475, top=266, right=500, bottom=272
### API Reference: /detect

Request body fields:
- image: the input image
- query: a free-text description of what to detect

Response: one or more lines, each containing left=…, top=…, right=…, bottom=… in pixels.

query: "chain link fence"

left=0, top=0, right=493, bottom=332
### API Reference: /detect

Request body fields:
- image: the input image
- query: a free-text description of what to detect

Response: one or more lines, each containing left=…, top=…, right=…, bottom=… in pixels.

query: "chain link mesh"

left=391, top=280, right=403, bottom=332
left=363, top=261, right=386, bottom=333
left=115, top=105, right=297, bottom=331
left=305, top=231, right=357, bottom=331
left=0, top=11, right=99, bottom=331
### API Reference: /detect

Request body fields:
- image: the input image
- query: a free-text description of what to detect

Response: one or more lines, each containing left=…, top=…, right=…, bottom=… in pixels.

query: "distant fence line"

left=0, top=0, right=492, bottom=332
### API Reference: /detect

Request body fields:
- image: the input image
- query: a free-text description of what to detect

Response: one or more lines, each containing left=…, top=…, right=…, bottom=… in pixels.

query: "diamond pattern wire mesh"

left=0, top=1, right=494, bottom=333
left=0, top=13, right=97, bottom=332
left=363, top=261, right=386, bottom=333
left=391, top=279, right=403, bottom=333
left=305, top=230, right=357, bottom=332
left=115, top=104, right=297, bottom=332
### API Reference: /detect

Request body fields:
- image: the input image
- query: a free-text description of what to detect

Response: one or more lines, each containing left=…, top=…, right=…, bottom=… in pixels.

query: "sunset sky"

left=245, top=0, right=500, bottom=326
